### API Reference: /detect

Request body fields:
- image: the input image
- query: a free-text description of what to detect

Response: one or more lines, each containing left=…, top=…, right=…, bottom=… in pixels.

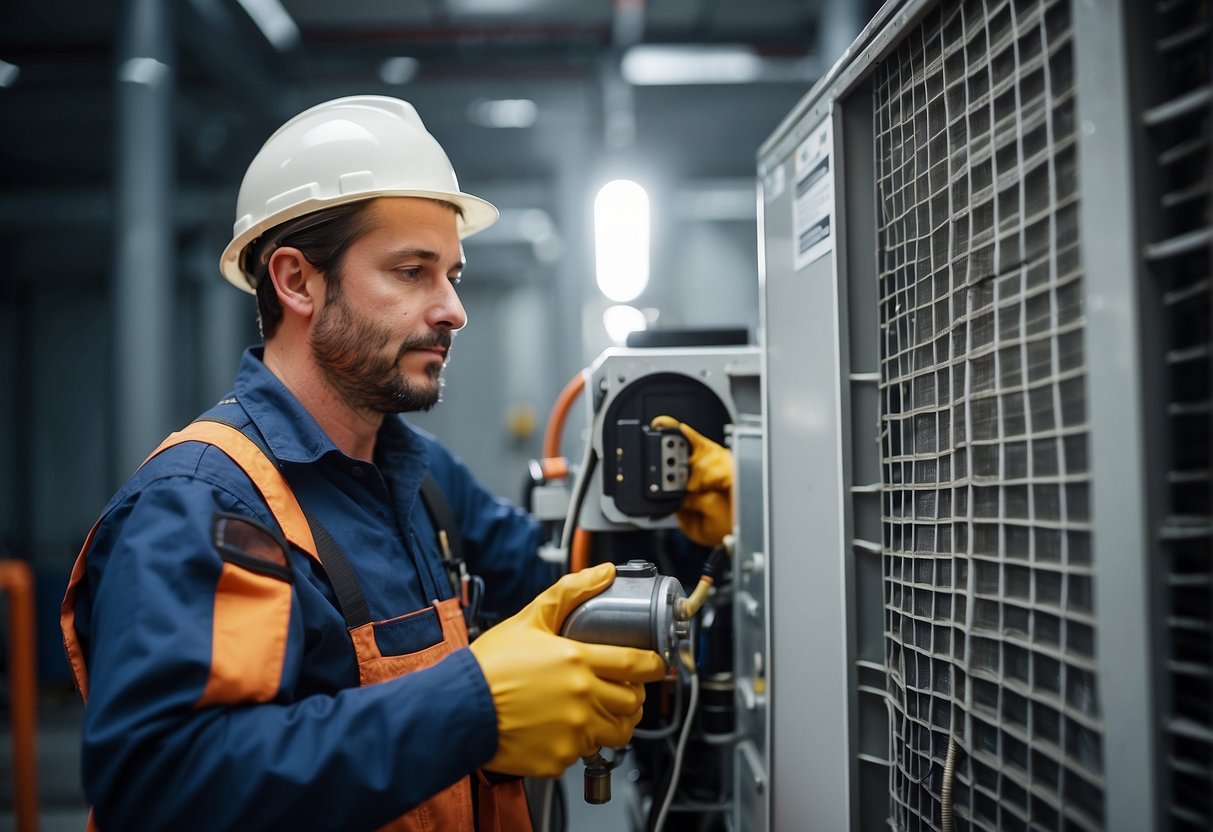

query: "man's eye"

left=396, top=267, right=422, bottom=281
left=450, top=275, right=462, bottom=287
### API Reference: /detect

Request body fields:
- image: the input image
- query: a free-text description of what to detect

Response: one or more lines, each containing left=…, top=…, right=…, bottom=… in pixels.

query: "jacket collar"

left=232, top=347, right=427, bottom=481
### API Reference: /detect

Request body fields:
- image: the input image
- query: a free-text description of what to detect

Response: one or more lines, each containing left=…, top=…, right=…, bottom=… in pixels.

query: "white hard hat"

left=219, top=95, right=499, bottom=293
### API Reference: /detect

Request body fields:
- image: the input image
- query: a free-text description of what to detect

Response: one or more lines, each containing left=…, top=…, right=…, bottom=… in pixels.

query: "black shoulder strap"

left=418, top=473, right=464, bottom=566
left=303, top=516, right=372, bottom=629
left=197, top=416, right=373, bottom=630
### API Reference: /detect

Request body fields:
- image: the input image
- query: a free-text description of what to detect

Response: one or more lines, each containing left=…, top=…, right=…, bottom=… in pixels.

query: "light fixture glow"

left=594, top=179, right=650, bottom=303
left=603, top=305, right=648, bottom=345
left=234, top=0, right=300, bottom=51
left=118, top=57, right=170, bottom=87
left=468, top=98, right=538, bottom=129
left=379, top=57, right=420, bottom=86
left=0, top=59, right=19, bottom=88
left=621, top=45, right=764, bottom=85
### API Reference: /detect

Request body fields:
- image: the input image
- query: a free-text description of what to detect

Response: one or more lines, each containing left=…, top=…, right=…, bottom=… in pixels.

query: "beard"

left=310, top=286, right=452, bottom=414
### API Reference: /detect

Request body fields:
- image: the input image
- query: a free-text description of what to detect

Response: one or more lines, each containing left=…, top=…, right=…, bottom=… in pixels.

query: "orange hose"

left=0, top=560, right=38, bottom=832
left=539, top=457, right=569, bottom=481
left=542, top=370, right=586, bottom=464
left=544, top=370, right=591, bottom=572
left=570, top=527, right=593, bottom=573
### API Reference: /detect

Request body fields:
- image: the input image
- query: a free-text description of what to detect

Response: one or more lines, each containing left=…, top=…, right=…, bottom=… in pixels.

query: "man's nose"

left=428, top=278, right=467, bottom=331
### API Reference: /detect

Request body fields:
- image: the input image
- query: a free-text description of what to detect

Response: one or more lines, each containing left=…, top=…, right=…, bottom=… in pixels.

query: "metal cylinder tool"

left=560, top=560, right=690, bottom=803
left=560, top=560, right=688, bottom=667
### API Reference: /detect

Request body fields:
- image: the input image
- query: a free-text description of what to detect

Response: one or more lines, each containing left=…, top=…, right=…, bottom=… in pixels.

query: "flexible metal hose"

left=941, top=734, right=957, bottom=832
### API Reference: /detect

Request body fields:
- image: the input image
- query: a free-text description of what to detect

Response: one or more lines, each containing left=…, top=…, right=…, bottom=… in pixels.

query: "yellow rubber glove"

left=468, top=562, right=667, bottom=778
left=651, top=415, right=734, bottom=548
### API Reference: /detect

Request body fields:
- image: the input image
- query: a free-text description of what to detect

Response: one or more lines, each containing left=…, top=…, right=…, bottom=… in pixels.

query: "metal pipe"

left=0, top=560, right=38, bottom=832
left=113, top=0, right=176, bottom=478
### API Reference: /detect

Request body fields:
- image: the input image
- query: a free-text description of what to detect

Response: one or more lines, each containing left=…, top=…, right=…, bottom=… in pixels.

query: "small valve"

left=581, top=749, right=624, bottom=804
left=560, top=561, right=689, bottom=803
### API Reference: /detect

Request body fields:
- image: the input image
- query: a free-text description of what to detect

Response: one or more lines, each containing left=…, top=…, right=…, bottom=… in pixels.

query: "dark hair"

left=251, top=201, right=378, bottom=340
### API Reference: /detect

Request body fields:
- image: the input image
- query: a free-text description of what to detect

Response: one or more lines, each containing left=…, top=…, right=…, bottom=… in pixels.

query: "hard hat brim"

left=218, top=189, right=499, bottom=294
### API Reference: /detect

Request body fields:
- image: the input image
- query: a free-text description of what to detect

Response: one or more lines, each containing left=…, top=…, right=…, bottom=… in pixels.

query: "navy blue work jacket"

left=69, top=347, right=552, bottom=830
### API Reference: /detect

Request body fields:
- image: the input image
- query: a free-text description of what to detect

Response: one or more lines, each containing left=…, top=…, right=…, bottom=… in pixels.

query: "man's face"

left=310, top=197, right=466, bottom=414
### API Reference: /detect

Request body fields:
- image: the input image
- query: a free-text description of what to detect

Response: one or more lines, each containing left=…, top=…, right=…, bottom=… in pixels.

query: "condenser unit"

left=746, top=0, right=1212, bottom=830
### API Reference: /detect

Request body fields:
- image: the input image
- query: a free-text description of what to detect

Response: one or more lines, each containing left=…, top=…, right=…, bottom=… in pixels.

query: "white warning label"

left=793, top=120, right=834, bottom=271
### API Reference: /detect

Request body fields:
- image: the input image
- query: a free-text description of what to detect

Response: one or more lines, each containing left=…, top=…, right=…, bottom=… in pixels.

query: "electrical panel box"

left=578, top=346, right=761, bottom=532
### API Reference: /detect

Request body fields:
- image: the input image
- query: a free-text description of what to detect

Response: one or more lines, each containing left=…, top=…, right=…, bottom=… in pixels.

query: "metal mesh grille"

left=873, top=1, right=1103, bottom=829
left=1144, top=0, right=1213, bottom=827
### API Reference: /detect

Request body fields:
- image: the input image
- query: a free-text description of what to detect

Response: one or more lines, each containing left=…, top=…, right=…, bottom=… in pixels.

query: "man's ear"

left=266, top=247, right=321, bottom=319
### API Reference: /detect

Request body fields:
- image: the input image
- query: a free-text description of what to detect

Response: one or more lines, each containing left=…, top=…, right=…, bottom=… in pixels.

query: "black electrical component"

left=609, top=421, right=689, bottom=517
left=599, top=371, right=730, bottom=520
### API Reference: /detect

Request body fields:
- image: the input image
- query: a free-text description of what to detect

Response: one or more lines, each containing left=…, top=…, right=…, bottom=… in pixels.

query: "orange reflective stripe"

left=61, top=520, right=102, bottom=702
left=63, top=420, right=315, bottom=709
left=198, top=561, right=292, bottom=707
left=147, top=422, right=306, bottom=707
left=152, top=422, right=319, bottom=561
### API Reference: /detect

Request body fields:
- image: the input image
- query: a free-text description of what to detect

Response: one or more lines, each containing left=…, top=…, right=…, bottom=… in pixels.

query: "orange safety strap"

left=62, top=420, right=321, bottom=706
left=155, top=421, right=319, bottom=561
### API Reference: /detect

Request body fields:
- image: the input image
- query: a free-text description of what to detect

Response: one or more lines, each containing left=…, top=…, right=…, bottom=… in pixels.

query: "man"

left=61, top=96, right=670, bottom=831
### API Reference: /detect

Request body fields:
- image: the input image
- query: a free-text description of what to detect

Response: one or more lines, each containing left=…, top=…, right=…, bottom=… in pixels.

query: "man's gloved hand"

left=650, top=415, right=733, bottom=548
left=468, top=562, right=666, bottom=778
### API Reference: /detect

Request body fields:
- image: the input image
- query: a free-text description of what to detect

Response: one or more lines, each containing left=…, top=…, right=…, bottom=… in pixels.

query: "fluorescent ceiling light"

left=467, top=99, right=539, bottom=129
left=118, top=57, right=169, bottom=87
left=0, top=59, right=19, bottom=88
left=621, top=44, right=763, bottom=85
left=379, top=57, right=419, bottom=85
left=603, top=305, right=648, bottom=346
left=235, top=0, right=300, bottom=51
left=594, top=179, right=650, bottom=303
